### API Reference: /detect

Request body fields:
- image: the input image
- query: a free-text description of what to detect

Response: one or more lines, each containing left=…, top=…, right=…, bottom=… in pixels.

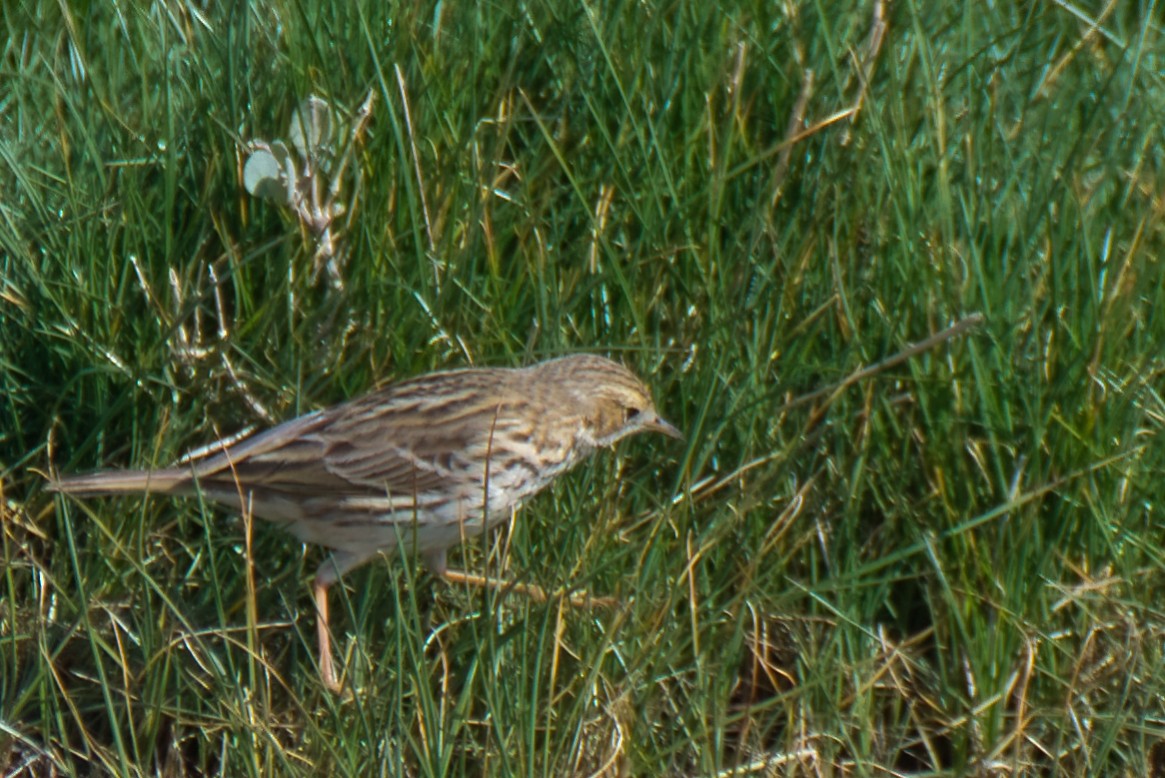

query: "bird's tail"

left=48, top=468, right=190, bottom=497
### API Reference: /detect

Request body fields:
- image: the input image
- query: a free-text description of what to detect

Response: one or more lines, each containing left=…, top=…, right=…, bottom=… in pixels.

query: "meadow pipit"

left=51, top=354, right=681, bottom=691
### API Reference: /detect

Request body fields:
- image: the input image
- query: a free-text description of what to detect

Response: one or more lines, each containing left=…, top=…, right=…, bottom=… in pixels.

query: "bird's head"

left=535, top=354, right=683, bottom=447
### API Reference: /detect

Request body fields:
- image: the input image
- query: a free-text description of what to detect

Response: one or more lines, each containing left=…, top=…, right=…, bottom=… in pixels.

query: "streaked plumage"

left=51, top=354, right=681, bottom=690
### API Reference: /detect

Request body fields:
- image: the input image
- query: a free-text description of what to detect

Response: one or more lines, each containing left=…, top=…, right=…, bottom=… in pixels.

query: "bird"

left=50, top=354, right=682, bottom=691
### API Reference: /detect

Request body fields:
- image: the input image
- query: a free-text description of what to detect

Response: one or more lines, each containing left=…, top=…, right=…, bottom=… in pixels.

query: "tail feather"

left=49, top=468, right=192, bottom=497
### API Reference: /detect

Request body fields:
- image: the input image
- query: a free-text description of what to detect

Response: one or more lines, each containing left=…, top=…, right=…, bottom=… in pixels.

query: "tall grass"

left=3, top=1, right=1164, bottom=775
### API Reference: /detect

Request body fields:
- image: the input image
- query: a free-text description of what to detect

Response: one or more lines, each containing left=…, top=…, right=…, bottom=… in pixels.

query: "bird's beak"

left=647, top=414, right=684, bottom=441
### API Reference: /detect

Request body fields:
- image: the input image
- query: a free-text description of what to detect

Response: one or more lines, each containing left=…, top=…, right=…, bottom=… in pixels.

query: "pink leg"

left=313, top=551, right=366, bottom=693
left=314, top=577, right=340, bottom=693
left=440, top=568, right=618, bottom=609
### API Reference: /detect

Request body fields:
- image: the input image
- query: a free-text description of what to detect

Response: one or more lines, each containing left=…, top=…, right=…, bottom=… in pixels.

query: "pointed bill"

left=646, top=414, right=683, bottom=440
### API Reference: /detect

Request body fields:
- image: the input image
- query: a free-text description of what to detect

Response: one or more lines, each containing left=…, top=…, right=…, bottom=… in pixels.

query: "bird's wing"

left=313, top=390, right=505, bottom=495
left=186, top=385, right=512, bottom=499
left=185, top=411, right=357, bottom=493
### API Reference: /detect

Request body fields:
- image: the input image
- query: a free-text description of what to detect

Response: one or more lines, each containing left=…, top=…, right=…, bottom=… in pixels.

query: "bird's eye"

left=624, top=407, right=642, bottom=423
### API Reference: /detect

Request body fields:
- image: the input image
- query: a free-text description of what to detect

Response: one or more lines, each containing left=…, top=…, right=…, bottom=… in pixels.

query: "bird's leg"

left=428, top=550, right=617, bottom=609
left=312, top=551, right=367, bottom=693
left=313, top=577, right=340, bottom=693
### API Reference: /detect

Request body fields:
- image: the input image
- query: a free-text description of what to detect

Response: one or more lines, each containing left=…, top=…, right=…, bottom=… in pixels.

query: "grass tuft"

left=4, top=0, right=1165, bottom=774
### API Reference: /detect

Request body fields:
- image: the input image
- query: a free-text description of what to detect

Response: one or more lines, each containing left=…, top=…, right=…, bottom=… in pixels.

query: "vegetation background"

left=3, top=1, right=1164, bottom=775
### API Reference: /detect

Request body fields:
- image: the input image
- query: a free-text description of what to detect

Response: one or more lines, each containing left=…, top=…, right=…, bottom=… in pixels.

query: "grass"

left=3, top=0, right=1165, bottom=775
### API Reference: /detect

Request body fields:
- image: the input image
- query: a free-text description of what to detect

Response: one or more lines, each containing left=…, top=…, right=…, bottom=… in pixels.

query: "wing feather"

left=183, top=369, right=528, bottom=500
